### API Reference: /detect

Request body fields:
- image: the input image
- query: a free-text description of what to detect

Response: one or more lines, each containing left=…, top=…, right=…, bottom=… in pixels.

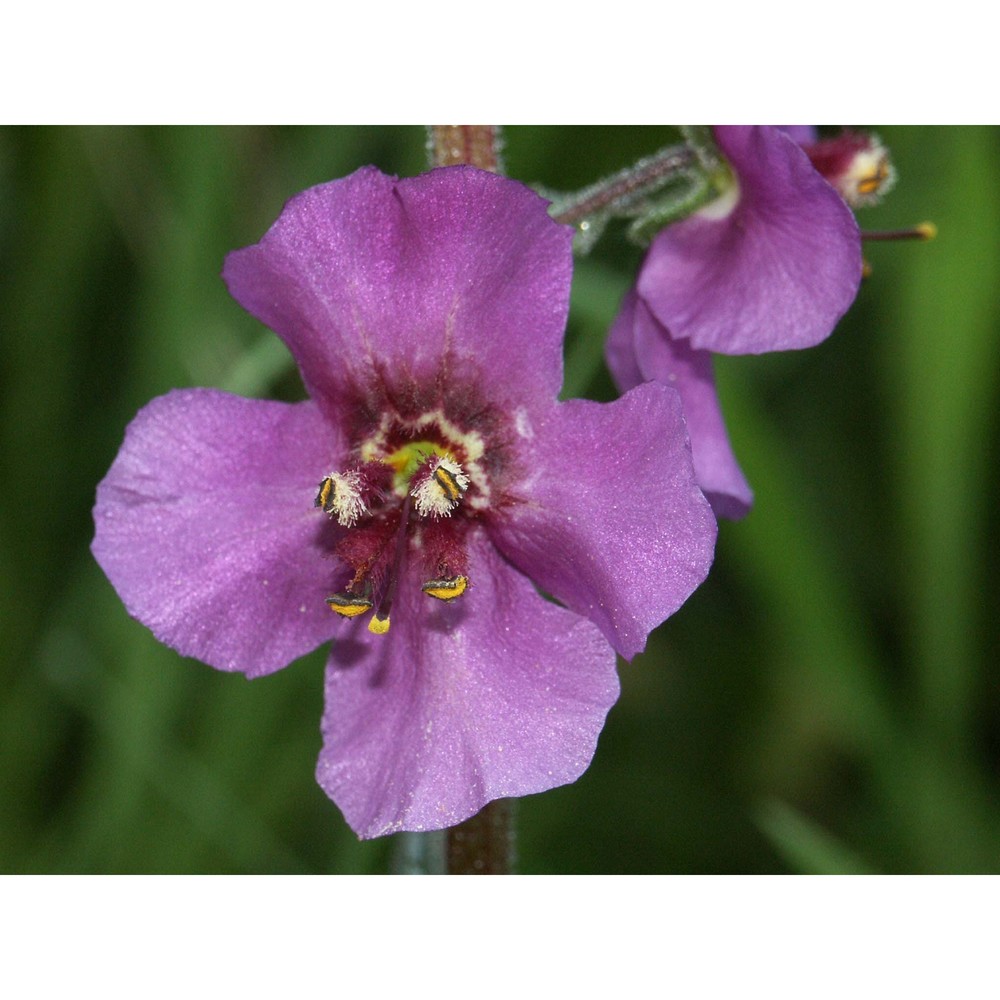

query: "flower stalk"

left=446, top=798, right=516, bottom=874
left=428, top=124, right=514, bottom=875
left=428, top=125, right=503, bottom=173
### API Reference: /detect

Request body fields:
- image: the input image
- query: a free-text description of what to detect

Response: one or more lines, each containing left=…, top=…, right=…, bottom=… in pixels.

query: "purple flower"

left=92, top=166, right=717, bottom=839
left=607, top=126, right=865, bottom=518
left=606, top=290, right=753, bottom=520
left=636, top=126, right=864, bottom=356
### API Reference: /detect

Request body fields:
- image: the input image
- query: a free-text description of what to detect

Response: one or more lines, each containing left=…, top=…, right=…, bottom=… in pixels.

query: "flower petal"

left=92, top=389, right=347, bottom=677
left=488, top=383, right=717, bottom=660
left=603, top=287, right=645, bottom=392
left=316, top=534, right=618, bottom=838
left=778, top=125, right=818, bottom=145
left=627, top=293, right=753, bottom=520
left=222, top=166, right=573, bottom=422
left=606, top=292, right=752, bottom=520
left=637, top=125, right=862, bottom=354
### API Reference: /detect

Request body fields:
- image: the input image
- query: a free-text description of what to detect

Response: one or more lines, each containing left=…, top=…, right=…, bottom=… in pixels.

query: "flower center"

left=382, top=441, right=474, bottom=519
left=802, top=130, right=896, bottom=209
left=315, top=413, right=487, bottom=635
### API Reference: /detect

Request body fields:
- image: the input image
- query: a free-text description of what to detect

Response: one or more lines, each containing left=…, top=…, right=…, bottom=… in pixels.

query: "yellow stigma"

left=368, top=614, right=391, bottom=634
left=861, top=222, right=938, bottom=248
left=381, top=440, right=452, bottom=495
left=422, top=576, right=469, bottom=601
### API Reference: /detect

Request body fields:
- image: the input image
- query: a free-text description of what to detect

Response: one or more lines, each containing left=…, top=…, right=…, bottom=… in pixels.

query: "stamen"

left=316, top=463, right=392, bottom=527
left=803, top=131, right=896, bottom=209
left=318, top=419, right=485, bottom=631
left=411, top=457, right=470, bottom=518
left=843, top=149, right=895, bottom=207
left=315, top=471, right=367, bottom=527
left=422, top=576, right=469, bottom=602
left=326, top=593, right=374, bottom=618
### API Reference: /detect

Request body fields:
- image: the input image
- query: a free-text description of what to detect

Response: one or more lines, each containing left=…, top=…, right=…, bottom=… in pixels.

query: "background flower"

left=607, top=126, right=867, bottom=518
left=606, top=290, right=753, bottom=519
left=637, top=125, right=863, bottom=356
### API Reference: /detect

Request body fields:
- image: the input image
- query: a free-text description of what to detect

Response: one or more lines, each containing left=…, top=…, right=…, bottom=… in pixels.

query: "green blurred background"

left=1, top=126, right=997, bottom=874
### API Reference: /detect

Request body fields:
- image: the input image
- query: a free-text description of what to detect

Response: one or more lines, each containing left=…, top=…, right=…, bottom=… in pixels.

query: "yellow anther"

left=412, top=457, right=469, bottom=518
left=315, top=476, right=335, bottom=510
left=315, top=470, right=369, bottom=526
left=422, top=575, right=469, bottom=601
left=326, top=593, right=374, bottom=618
left=433, top=464, right=464, bottom=504
left=838, top=146, right=896, bottom=209
left=856, top=159, right=891, bottom=196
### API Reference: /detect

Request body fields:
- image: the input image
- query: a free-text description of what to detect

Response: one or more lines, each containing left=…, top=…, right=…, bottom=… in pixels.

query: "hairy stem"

left=426, top=123, right=513, bottom=875
left=428, top=126, right=503, bottom=173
